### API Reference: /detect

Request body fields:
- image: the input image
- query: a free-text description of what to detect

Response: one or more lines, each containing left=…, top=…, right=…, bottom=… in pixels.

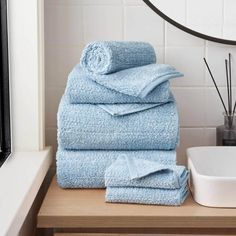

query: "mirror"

left=143, top=0, right=236, bottom=45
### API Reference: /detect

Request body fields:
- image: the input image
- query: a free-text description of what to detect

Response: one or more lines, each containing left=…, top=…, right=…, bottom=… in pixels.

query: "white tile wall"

left=45, top=0, right=236, bottom=164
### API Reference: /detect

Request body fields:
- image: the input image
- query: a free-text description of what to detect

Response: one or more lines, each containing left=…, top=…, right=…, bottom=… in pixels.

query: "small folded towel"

left=66, top=65, right=173, bottom=104
left=56, top=148, right=177, bottom=188
left=81, top=64, right=183, bottom=99
left=105, top=157, right=189, bottom=189
left=57, top=96, right=179, bottom=150
left=106, top=185, right=189, bottom=206
left=80, top=41, right=156, bottom=74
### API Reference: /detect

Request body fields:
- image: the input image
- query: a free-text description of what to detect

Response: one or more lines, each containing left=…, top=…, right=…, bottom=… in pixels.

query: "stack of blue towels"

left=56, top=41, right=189, bottom=206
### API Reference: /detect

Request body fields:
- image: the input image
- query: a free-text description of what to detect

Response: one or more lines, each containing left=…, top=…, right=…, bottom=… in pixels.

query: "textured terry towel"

left=78, top=64, right=183, bottom=99
left=57, top=96, right=179, bottom=150
left=80, top=41, right=156, bottom=74
left=66, top=65, right=173, bottom=104
left=56, top=149, right=177, bottom=188
left=105, top=185, right=189, bottom=206
left=105, top=157, right=189, bottom=189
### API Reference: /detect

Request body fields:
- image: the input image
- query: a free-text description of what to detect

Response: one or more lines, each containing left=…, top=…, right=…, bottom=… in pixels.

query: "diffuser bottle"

left=216, top=114, right=236, bottom=146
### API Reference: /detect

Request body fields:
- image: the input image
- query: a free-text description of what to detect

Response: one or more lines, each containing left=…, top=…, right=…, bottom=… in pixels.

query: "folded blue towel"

left=58, top=96, right=179, bottom=150
left=105, top=157, right=189, bottom=189
left=106, top=185, right=189, bottom=206
left=80, top=41, right=156, bottom=75
left=97, top=103, right=163, bottom=116
left=56, top=148, right=177, bottom=188
left=66, top=65, right=173, bottom=104
left=81, top=63, right=183, bottom=99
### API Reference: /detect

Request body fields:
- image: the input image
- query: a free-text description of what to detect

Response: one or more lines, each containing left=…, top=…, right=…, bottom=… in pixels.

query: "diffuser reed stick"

left=233, top=101, right=236, bottom=116
left=204, top=54, right=236, bottom=128
left=229, top=54, right=232, bottom=114
left=203, top=58, right=228, bottom=116
left=225, top=59, right=230, bottom=113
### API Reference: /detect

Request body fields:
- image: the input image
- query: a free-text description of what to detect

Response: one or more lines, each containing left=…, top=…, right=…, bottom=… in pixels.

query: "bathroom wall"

left=45, top=0, right=236, bottom=164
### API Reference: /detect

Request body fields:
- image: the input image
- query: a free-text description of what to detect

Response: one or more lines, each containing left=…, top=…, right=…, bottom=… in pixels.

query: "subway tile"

left=83, top=6, right=123, bottom=43
left=45, top=88, right=65, bottom=127
left=153, top=46, right=164, bottom=63
left=81, top=0, right=123, bottom=5
left=45, top=45, right=84, bottom=87
left=45, top=128, right=58, bottom=155
left=172, top=88, right=205, bottom=127
left=204, top=128, right=216, bottom=146
left=46, top=0, right=123, bottom=6
left=165, top=23, right=205, bottom=47
left=124, top=6, right=164, bottom=46
left=165, top=46, right=205, bottom=86
left=205, top=44, right=236, bottom=86
left=45, top=5, right=83, bottom=45
left=123, top=0, right=144, bottom=5
left=177, top=128, right=205, bottom=165
left=151, top=0, right=186, bottom=25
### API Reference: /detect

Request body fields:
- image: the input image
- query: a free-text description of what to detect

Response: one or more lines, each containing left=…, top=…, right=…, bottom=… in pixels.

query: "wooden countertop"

left=38, top=177, right=236, bottom=230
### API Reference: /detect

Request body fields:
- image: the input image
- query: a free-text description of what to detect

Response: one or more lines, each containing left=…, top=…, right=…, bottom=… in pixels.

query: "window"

left=0, top=0, right=10, bottom=167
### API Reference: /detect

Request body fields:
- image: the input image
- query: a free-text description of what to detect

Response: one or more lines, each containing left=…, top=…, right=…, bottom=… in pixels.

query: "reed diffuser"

left=204, top=54, right=236, bottom=146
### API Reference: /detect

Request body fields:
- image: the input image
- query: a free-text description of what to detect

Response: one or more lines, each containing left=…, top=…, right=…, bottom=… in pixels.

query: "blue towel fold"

left=97, top=103, right=166, bottom=116
left=56, top=148, right=177, bottom=188
left=80, top=41, right=156, bottom=75
left=82, top=64, right=183, bottom=99
left=105, top=157, right=189, bottom=189
left=66, top=65, right=173, bottom=104
left=57, top=96, right=179, bottom=150
left=106, top=185, right=189, bottom=206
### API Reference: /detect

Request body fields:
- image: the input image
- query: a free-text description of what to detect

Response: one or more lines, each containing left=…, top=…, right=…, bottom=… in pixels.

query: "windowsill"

left=0, top=147, right=53, bottom=236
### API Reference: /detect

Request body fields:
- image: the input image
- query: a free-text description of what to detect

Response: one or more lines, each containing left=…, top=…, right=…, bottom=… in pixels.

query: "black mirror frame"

left=143, top=0, right=236, bottom=45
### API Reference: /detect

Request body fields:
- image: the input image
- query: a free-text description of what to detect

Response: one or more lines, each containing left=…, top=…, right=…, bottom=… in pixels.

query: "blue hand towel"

left=82, top=63, right=183, bottom=99
left=105, top=157, right=189, bottom=189
left=56, top=148, right=177, bottom=188
left=57, top=96, right=179, bottom=150
left=66, top=65, right=173, bottom=104
left=80, top=41, right=156, bottom=75
left=105, top=185, right=189, bottom=206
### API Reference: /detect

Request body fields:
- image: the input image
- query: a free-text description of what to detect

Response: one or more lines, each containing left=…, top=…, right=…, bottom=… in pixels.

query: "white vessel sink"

left=187, top=146, right=236, bottom=208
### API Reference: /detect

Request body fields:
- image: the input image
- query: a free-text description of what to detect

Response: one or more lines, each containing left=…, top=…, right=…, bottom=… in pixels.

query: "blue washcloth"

left=105, top=157, right=189, bottom=189
left=57, top=96, right=179, bottom=150
left=56, top=148, right=177, bottom=188
left=66, top=65, right=173, bottom=104
left=81, top=64, right=183, bottom=99
left=80, top=41, right=156, bottom=75
left=105, top=185, right=189, bottom=206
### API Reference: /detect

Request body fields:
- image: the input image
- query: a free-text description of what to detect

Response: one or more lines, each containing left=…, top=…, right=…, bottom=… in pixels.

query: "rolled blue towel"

left=105, top=185, right=189, bottom=206
left=80, top=41, right=156, bottom=75
left=56, top=148, right=177, bottom=188
left=57, top=96, right=179, bottom=150
left=66, top=65, right=173, bottom=104
left=105, top=157, right=189, bottom=189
